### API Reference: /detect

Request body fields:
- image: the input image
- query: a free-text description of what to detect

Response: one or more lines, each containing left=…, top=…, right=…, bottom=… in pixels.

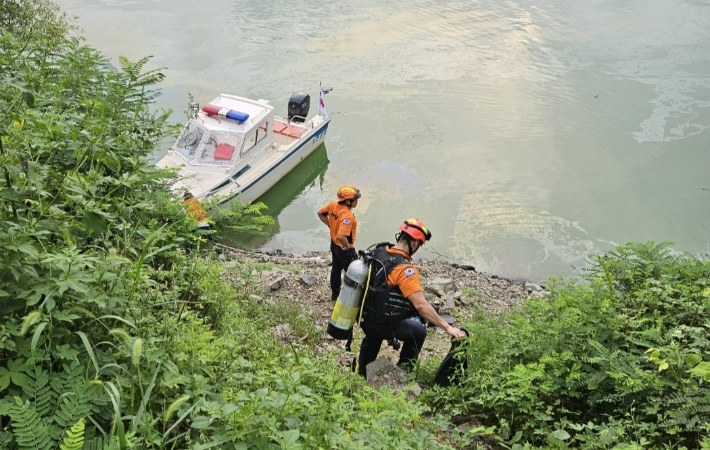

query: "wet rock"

left=525, top=282, right=543, bottom=293
left=300, top=273, right=318, bottom=286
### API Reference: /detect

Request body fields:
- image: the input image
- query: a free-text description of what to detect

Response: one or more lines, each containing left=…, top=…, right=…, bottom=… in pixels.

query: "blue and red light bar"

left=201, top=104, right=249, bottom=123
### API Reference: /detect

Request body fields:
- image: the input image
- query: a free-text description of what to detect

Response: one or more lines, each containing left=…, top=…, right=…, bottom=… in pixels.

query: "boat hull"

left=214, top=120, right=329, bottom=204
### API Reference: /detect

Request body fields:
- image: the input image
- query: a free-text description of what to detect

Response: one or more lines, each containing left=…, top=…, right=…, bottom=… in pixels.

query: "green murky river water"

left=55, top=0, right=710, bottom=282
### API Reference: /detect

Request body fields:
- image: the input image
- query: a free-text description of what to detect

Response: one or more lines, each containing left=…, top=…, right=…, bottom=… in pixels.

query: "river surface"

left=55, top=0, right=710, bottom=282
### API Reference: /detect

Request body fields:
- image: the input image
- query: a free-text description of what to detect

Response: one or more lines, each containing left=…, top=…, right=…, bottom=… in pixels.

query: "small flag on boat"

left=318, top=81, right=329, bottom=120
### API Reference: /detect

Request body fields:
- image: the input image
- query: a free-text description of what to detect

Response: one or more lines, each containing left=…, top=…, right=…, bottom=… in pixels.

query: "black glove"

left=347, top=248, right=358, bottom=261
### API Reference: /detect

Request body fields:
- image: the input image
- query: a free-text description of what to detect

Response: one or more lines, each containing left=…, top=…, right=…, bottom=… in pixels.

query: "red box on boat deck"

left=274, top=125, right=302, bottom=138
left=214, top=143, right=235, bottom=160
left=272, top=122, right=287, bottom=133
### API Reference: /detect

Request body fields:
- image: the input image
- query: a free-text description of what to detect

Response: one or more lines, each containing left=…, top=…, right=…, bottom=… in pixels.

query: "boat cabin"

left=172, top=94, right=276, bottom=167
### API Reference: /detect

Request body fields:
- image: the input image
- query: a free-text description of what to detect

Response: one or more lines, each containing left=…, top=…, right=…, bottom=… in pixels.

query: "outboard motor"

left=287, top=91, right=310, bottom=123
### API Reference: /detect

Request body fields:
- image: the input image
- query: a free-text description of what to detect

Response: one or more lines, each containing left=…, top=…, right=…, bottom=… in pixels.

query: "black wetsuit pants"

left=329, top=240, right=354, bottom=301
left=357, top=317, right=427, bottom=378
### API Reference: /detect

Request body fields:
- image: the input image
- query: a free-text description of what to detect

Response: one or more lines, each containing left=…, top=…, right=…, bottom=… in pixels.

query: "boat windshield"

left=194, top=132, right=242, bottom=166
left=174, top=122, right=243, bottom=166
left=175, top=122, right=205, bottom=160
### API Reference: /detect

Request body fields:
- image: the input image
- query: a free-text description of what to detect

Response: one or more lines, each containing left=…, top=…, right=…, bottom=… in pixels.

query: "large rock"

left=364, top=358, right=423, bottom=398
left=300, top=273, right=318, bottom=286
left=267, top=275, right=287, bottom=291
left=445, top=291, right=456, bottom=309
left=425, top=278, right=455, bottom=297
left=366, top=358, right=409, bottom=391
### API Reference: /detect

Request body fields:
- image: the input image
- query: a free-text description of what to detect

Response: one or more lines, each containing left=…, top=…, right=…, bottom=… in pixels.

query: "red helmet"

left=337, top=185, right=361, bottom=201
left=398, top=218, right=432, bottom=243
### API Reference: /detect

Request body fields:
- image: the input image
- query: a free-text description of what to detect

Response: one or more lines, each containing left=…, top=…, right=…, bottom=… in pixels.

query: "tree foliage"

left=0, top=2, right=446, bottom=450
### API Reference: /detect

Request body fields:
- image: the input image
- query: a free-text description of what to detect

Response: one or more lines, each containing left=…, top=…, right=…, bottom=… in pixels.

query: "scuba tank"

left=327, top=258, right=369, bottom=340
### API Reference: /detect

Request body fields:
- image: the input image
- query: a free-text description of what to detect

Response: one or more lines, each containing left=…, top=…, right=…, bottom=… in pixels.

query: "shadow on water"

left=219, top=143, right=330, bottom=248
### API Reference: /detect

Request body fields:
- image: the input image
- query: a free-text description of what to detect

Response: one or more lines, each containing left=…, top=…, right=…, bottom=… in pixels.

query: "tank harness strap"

left=352, top=261, right=373, bottom=376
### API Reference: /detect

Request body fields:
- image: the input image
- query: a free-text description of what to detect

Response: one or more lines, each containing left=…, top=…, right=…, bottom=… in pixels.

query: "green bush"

left=428, top=241, right=710, bottom=448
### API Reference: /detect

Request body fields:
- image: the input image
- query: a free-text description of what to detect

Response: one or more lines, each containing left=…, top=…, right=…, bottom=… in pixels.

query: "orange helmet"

left=336, top=185, right=361, bottom=201
left=399, top=218, right=432, bottom=243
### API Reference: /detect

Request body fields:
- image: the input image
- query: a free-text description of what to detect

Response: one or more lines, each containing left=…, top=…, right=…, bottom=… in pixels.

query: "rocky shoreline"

left=218, top=245, right=546, bottom=379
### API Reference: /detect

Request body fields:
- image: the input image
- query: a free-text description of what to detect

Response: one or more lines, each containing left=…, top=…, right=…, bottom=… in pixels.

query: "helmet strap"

left=395, top=232, right=418, bottom=257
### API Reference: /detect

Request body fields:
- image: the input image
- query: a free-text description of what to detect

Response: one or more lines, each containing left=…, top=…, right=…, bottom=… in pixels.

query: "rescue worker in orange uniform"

left=184, top=191, right=210, bottom=231
left=317, top=185, right=360, bottom=301
left=356, top=219, right=466, bottom=378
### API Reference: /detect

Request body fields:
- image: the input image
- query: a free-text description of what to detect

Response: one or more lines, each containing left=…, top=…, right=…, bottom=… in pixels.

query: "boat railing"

left=287, top=116, right=316, bottom=139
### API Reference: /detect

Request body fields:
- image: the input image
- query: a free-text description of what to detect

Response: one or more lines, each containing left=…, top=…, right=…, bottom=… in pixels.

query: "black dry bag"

left=432, top=328, right=469, bottom=388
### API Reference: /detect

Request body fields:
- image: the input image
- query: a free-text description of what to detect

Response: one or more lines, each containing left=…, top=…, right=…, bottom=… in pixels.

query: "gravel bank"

left=219, top=245, right=545, bottom=371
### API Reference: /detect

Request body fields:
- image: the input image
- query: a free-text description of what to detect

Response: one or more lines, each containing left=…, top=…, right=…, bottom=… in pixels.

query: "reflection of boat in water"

left=156, top=88, right=330, bottom=204
left=253, top=143, right=329, bottom=215
left=220, top=143, right=330, bottom=247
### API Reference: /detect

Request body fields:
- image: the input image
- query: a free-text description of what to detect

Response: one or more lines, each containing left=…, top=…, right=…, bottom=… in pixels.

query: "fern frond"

left=573, top=371, right=608, bottom=391
left=59, top=418, right=85, bottom=450
left=586, top=340, right=612, bottom=359
left=54, top=381, right=101, bottom=433
left=626, top=333, right=660, bottom=350
left=665, top=392, right=710, bottom=406
left=118, top=56, right=165, bottom=87
left=22, top=366, right=55, bottom=417
left=9, top=397, right=53, bottom=450
left=50, top=362, right=83, bottom=416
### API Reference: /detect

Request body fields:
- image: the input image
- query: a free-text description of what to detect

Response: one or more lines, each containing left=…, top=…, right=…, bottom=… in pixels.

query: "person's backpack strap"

left=433, top=328, right=470, bottom=388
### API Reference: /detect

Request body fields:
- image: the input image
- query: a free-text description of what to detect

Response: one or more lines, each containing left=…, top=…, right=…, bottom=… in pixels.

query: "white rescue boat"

left=157, top=86, right=330, bottom=204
